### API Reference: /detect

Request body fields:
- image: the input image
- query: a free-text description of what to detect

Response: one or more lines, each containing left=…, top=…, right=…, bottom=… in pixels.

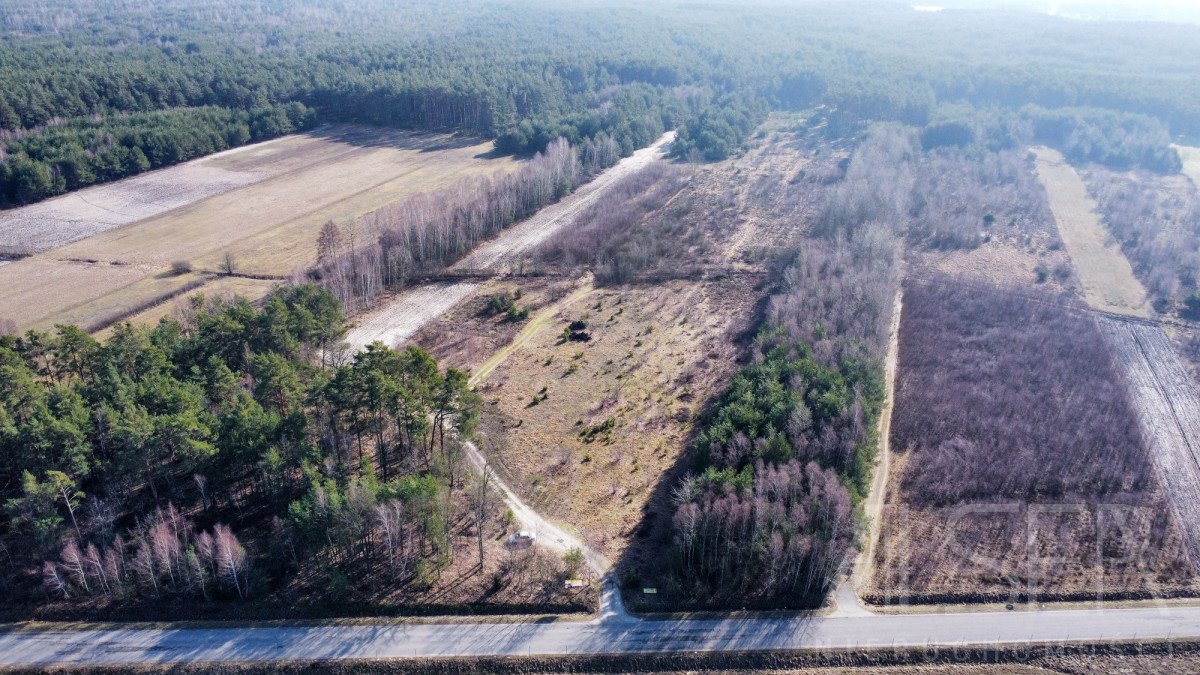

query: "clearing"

left=1175, top=144, right=1200, bottom=187
left=0, top=126, right=516, bottom=333
left=344, top=131, right=675, bottom=350
left=410, top=121, right=829, bottom=570
left=1032, top=146, right=1152, bottom=317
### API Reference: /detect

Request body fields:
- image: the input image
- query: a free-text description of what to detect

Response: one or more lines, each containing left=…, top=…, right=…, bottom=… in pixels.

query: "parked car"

left=506, top=531, right=536, bottom=548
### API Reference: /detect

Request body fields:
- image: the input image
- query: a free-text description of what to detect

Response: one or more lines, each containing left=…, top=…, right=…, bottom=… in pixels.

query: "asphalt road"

left=5, top=600, right=1200, bottom=666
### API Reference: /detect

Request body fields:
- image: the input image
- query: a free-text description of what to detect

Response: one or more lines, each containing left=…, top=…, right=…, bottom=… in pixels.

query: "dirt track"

left=1176, top=144, right=1200, bottom=187
left=450, top=132, right=676, bottom=273
left=347, top=132, right=676, bottom=349
left=1100, top=317, right=1200, bottom=566
left=344, top=282, right=479, bottom=351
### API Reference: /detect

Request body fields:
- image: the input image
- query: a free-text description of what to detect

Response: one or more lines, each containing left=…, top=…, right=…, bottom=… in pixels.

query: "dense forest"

left=0, top=285, right=491, bottom=611
left=2, top=0, right=1200, bottom=207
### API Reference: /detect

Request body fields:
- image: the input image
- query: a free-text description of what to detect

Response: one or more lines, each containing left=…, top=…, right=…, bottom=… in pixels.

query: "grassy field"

left=1032, top=146, right=1152, bottom=317
left=0, top=126, right=517, bottom=333
left=92, top=276, right=281, bottom=337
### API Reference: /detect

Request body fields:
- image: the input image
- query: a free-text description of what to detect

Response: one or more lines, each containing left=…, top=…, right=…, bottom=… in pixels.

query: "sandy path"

left=831, top=288, right=902, bottom=617
left=1099, top=317, right=1200, bottom=566
left=343, top=282, right=478, bottom=351
left=1177, top=145, right=1200, bottom=188
left=348, top=132, right=675, bottom=349
left=1032, top=146, right=1151, bottom=318
left=450, top=132, right=676, bottom=273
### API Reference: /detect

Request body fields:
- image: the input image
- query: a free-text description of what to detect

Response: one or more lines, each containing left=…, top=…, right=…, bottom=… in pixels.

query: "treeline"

left=668, top=128, right=907, bottom=605
left=537, top=160, right=689, bottom=274
left=0, top=284, right=482, bottom=607
left=0, top=103, right=315, bottom=207
left=3, top=0, right=1200, bottom=206
left=318, top=136, right=617, bottom=314
left=917, top=104, right=1182, bottom=174
left=494, top=83, right=693, bottom=157
left=1085, top=167, right=1200, bottom=312
left=670, top=96, right=769, bottom=162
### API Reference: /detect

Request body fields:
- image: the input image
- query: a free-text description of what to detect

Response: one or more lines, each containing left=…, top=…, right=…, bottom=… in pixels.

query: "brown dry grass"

left=910, top=235, right=1073, bottom=292
left=94, top=276, right=280, bottom=337
left=870, top=456, right=1194, bottom=605
left=0, top=126, right=517, bottom=334
left=406, top=123, right=819, bottom=564
left=411, top=277, right=582, bottom=370
left=0, top=259, right=156, bottom=330
left=1032, top=146, right=1152, bottom=317
left=470, top=276, right=760, bottom=562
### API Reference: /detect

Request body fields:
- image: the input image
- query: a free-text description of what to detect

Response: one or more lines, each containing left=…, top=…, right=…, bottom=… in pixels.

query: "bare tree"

left=472, top=465, right=492, bottom=568
left=214, top=523, right=247, bottom=599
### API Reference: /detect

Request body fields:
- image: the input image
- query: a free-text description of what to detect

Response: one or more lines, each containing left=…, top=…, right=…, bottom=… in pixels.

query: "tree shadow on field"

left=612, top=281, right=776, bottom=615
left=302, top=124, right=496, bottom=154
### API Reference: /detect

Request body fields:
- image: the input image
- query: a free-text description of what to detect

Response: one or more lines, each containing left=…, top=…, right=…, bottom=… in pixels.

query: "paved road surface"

left=5, top=602, right=1200, bottom=666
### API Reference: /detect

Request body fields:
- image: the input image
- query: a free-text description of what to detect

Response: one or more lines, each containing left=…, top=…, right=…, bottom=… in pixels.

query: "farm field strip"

left=0, top=259, right=153, bottom=330
left=0, top=126, right=515, bottom=334
left=1175, top=145, right=1200, bottom=187
left=346, top=132, right=675, bottom=349
left=0, top=161, right=267, bottom=257
left=1100, top=317, right=1200, bottom=566
left=1037, top=147, right=1200, bottom=571
left=94, top=276, right=280, bottom=337
left=1032, top=146, right=1151, bottom=317
left=450, top=132, right=675, bottom=272
left=0, top=127, right=376, bottom=256
left=47, top=133, right=509, bottom=274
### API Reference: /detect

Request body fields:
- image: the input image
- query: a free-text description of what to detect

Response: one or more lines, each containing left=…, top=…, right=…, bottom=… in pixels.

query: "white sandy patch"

left=344, top=282, right=479, bottom=351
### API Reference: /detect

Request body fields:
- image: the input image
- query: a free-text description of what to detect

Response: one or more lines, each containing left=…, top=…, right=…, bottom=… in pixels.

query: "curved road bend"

left=4, top=604, right=1200, bottom=666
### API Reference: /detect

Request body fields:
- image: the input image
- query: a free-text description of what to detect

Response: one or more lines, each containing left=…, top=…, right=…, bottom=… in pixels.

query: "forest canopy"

left=1, top=0, right=1199, bottom=206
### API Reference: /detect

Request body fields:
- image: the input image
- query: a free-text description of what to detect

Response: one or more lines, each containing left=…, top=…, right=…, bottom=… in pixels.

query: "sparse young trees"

left=1085, top=167, right=1200, bottom=312
left=893, top=279, right=1151, bottom=504
left=537, top=160, right=688, bottom=272
left=319, top=137, right=604, bottom=314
